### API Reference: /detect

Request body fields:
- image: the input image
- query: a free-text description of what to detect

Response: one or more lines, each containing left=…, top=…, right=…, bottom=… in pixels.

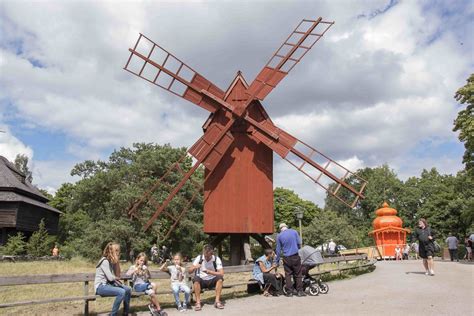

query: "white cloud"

left=0, top=125, right=33, bottom=163
left=0, top=0, right=471, bottom=205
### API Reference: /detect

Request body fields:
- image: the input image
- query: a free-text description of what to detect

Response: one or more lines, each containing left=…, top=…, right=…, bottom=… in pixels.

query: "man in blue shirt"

left=275, top=223, right=306, bottom=297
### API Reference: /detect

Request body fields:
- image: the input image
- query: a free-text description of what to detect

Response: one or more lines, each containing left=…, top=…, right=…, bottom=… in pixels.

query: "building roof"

left=0, top=156, right=61, bottom=214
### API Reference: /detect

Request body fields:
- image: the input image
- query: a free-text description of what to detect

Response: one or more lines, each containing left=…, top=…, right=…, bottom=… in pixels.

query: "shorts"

left=467, top=247, right=472, bottom=254
left=193, top=275, right=224, bottom=289
left=133, top=282, right=152, bottom=292
left=419, top=243, right=434, bottom=259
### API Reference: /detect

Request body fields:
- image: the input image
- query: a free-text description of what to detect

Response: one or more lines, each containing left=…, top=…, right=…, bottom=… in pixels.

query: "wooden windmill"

left=124, top=17, right=367, bottom=264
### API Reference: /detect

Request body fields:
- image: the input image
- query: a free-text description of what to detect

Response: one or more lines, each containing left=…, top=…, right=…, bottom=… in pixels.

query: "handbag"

left=433, top=241, right=441, bottom=253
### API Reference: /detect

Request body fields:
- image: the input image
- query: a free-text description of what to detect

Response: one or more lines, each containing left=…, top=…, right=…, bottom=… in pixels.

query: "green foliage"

left=14, top=154, right=33, bottom=183
left=51, top=143, right=207, bottom=260
left=453, top=74, right=474, bottom=175
left=273, top=187, right=320, bottom=230
left=26, top=219, right=55, bottom=256
left=1, top=232, right=27, bottom=255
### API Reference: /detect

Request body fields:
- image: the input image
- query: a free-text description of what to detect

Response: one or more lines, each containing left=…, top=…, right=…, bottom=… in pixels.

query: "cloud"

left=0, top=124, right=33, bottom=163
left=0, top=0, right=471, bottom=205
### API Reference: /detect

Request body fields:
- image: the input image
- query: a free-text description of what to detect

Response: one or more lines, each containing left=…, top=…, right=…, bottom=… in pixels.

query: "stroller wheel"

left=319, top=283, right=329, bottom=294
left=308, top=285, right=319, bottom=296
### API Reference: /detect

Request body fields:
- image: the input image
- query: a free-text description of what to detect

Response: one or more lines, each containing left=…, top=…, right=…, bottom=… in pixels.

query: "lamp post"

left=294, top=206, right=304, bottom=245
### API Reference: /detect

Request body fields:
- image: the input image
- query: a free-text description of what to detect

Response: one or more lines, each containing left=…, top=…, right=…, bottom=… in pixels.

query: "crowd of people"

left=94, top=220, right=474, bottom=315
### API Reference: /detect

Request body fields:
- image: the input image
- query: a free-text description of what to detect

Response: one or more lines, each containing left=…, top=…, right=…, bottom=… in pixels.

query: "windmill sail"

left=246, top=18, right=334, bottom=101
left=124, top=34, right=226, bottom=113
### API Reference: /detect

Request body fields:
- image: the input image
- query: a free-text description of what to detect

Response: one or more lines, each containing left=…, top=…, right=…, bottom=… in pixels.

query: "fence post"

left=84, top=280, right=89, bottom=316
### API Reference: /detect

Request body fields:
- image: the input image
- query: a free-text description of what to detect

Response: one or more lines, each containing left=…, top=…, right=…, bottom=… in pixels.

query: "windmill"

left=124, top=17, right=367, bottom=264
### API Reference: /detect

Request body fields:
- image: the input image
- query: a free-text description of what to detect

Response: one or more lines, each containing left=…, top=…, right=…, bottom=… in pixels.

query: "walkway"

left=158, top=260, right=473, bottom=316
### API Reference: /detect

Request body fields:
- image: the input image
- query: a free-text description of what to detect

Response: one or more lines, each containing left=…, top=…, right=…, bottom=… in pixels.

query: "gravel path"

left=139, top=260, right=473, bottom=316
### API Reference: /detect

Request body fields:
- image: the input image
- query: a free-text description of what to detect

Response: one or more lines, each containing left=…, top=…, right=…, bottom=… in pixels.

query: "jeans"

left=96, top=283, right=131, bottom=316
left=171, top=283, right=191, bottom=307
left=133, top=282, right=151, bottom=292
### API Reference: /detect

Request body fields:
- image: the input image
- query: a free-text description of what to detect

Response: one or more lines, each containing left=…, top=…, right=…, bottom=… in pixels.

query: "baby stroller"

left=282, top=245, right=329, bottom=296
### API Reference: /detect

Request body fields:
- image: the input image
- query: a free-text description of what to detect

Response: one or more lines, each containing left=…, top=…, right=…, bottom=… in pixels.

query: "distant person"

left=189, top=244, right=225, bottom=311
left=445, top=233, right=459, bottom=262
left=328, top=239, right=337, bottom=255
left=413, top=219, right=436, bottom=276
left=129, top=248, right=135, bottom=263
left=253, top=248, right=283, bottom=296
left=394, top=245, right=402, bottom=260
left=464, top=236, right=472, bottom=261
left=126, top=252, right=165, bottom=316
left=52, top=245, right=59, bottom=257
left=95, top=242, right=131, bottom=316
left=411, top=242, right=419, bottom=260
left=151, top=244, right=159, bottom=263
left=403, top=244, right=410, bottom=260
left=160, top=253, right=191, bottom=312
left=275, top=223, right=306, bottom=297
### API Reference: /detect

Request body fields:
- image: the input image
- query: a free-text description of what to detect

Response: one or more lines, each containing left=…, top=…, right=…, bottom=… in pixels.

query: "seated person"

left=188, top=245, right=224, bottom=311
left=253, top=248, right=283, bottom=296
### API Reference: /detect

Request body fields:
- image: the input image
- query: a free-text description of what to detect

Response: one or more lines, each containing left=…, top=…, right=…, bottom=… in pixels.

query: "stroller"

left=282, top=245, right=329, bottom=296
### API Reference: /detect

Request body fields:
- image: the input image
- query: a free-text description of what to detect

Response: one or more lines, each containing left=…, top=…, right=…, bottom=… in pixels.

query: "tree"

left=273, top=187, right=321, bottom=230
left=14, top=154, right=33, bottom=183
left=453, top=74, right=474, bottom=175
left=27, top=219, right=55, bottom=256
left=1, top=232, right=27, bottom=255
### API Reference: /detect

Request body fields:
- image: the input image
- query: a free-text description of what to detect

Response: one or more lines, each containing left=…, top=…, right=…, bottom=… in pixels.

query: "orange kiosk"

left=369, top=202, right=410, bottom=259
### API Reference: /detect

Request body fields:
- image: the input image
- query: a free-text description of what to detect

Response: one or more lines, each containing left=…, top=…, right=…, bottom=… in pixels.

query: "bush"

left=1, top=232, right=27, bottom=255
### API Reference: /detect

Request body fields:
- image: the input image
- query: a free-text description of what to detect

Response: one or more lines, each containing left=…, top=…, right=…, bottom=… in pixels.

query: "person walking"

left=464, top=236, right=472, bottom=261
left=328, top=239, right=337, bottom=255
left=275, top=223, right=306, bottom=297
left=413, top=219, right=436, bottom=276
left=445, top=233, right=459, bottom=262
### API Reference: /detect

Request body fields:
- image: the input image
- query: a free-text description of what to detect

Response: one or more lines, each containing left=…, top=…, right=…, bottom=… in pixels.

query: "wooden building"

left=0, top=156, right=61, bottom=245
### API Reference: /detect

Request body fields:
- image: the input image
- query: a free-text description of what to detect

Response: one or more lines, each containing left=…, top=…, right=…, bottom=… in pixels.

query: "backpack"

left=196, top=255, right=218, bottom=276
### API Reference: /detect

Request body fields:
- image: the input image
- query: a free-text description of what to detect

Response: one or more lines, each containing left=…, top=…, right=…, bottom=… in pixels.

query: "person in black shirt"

left=413, top=218, right=436, bottom=276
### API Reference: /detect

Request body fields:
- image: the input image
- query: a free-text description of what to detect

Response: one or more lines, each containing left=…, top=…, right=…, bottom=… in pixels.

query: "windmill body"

left=124, top=17, right=368, bottom=264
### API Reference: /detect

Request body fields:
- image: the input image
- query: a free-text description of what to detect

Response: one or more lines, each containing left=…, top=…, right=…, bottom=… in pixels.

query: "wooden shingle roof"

left=0, top=156, right=61, bottom=214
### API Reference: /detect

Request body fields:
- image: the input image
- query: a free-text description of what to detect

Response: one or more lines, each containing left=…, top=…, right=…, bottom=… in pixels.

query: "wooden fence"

left=0, top=254, right=373, bottom=315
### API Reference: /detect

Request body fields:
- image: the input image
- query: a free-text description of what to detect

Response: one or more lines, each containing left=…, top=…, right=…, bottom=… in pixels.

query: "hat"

left=279, top=223, right=288, bottom=230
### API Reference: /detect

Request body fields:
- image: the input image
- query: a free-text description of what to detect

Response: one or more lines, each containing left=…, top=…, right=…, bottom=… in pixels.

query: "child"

left=160, top=253, right=191, bottom=312
left=94, top=242, right=131, bottom=316
left=126, top=252, right=167, bottom=316
left=395, top=245, right=402, bottom=261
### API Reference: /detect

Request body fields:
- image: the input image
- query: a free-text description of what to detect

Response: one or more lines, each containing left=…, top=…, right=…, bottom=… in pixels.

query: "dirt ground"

left=152, top=260, right=473, bottom=316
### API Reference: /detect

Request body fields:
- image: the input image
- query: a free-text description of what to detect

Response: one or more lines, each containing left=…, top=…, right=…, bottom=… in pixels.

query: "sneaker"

left=182, top=304, right=187, bottom=310
left=284, top=291, right=293, bottom=297
left=148, top=304, right=156, bottom=314
left=178, top=306, right=185, bottom=312
left=430, top=270, right=435, bottom=276
left=425, top=271, right=429, bottom=275
left=296, top=290, right=307, bottom=297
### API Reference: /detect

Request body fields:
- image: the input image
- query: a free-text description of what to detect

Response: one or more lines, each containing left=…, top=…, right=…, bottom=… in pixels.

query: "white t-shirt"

left=328, top=241, right=336, bottom=251
left=192, top=255, right=223, bottom=281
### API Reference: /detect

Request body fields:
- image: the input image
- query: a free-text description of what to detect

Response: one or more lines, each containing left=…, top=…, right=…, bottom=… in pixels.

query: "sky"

left=0, top=0, right=472, bottom=206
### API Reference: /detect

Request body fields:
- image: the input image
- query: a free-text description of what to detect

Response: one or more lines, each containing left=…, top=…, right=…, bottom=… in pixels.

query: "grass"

left=0, top=258, right=375, bottom=315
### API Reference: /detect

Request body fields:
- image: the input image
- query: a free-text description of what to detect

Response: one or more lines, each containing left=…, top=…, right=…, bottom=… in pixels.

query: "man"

left=445, top=233, right=459, bottom=262
left=151, top=244, right=159, bottom=264
left=189, top=244, right=225, bottom=311
left=328, top=239, right=337, bottom=255
left=275, top=223, right=306, bottom=297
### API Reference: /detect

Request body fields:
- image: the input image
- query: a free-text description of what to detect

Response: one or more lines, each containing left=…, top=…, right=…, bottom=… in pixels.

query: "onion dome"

left=372, top=201, right=403, bottom=230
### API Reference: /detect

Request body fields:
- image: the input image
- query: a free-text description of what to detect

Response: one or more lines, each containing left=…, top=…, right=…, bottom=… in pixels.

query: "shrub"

left=2, top=232, right=27, bottom=255
left=26, top=219, right=56, bottom=256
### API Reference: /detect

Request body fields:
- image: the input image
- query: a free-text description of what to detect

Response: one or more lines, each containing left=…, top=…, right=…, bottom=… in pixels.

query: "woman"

left=253, top=248, right=283, bottom=296
left=94, top=242, right=131, bottom=316
left=413, top=219, right=436, bottom=276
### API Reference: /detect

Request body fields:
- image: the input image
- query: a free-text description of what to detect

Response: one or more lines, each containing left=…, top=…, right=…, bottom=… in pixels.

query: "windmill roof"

left=0, top=155, right=61, bottom=214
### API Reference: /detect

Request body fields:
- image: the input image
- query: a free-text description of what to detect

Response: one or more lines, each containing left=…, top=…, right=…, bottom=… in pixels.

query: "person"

left=52, top=244, right=59, bottom=257
left=464, top=236, right=472, bottom=261
left=445, top=233, right=459, bottom=262
left=275, top=223, right=306, bottom=297
left=328, top=239, right=337, bottom=255
left=129, top=248, right=135, bottom=263
left=126, top=252, right=166, bottom=316
left=253, top=248, right=283, bottom=296
left=188, top=244, right=225, bottom=311
left=151, top=244, right=159, bottom=264
left=411, top=242, right=419, bottom=260
left=94, top=242, right=131, bottom=316
left=394, top=245, right=402, bottom=260
left=403, top=244, right=410, bottom=260
left=413, top=219, right=436, bottom=276
left=160, top=253, right=191, bottom=312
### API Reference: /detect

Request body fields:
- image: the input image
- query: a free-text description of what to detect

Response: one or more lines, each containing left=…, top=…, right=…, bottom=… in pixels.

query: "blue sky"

left=0, top=0, right=472, bottom=204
